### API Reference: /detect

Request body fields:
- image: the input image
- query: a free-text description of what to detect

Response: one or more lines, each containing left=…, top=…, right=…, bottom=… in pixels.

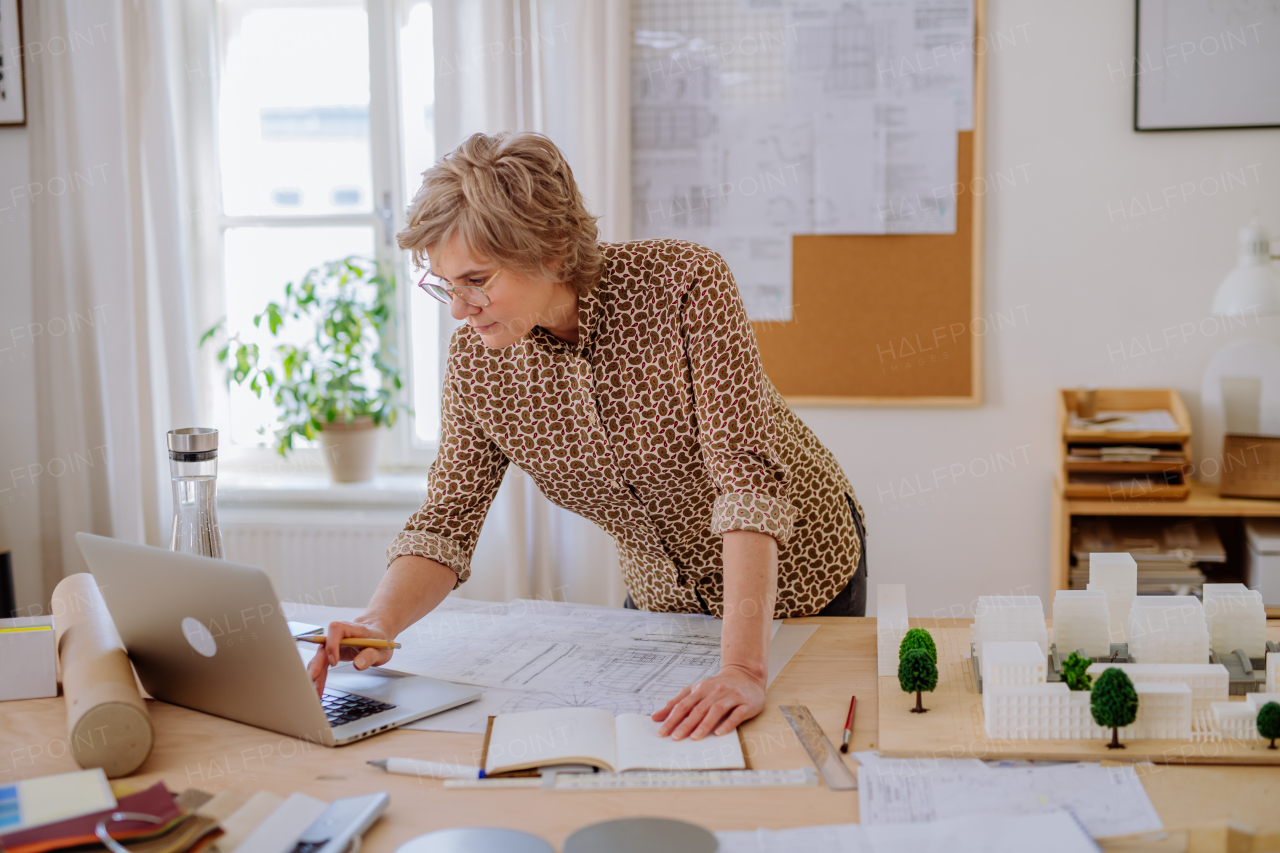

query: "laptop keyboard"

left=321, top=689, right=395, bottom=728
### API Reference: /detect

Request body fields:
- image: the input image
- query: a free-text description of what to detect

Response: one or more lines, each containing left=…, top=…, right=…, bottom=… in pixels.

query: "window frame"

left=184, top=0, right=442, bottom=475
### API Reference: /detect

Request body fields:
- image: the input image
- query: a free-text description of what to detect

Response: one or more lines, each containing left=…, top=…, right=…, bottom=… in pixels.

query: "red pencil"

left=839, top=695, right=856, bottom=753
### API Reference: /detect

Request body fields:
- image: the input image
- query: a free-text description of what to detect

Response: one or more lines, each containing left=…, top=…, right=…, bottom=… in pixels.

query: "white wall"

left=0, top=126, right=43, bottom=613
left=799, top=1, right=1280, bottom=618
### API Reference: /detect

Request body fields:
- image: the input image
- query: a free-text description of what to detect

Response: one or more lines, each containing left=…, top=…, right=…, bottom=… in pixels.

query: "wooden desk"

left=1, top=617, right=1278, bottom=851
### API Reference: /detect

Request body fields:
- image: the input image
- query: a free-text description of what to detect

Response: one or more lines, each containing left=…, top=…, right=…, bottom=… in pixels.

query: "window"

left=193, top=0, right=440, bottom=470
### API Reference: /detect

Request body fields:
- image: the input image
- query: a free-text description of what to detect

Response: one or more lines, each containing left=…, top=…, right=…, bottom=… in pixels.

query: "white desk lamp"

left=1211, top=221, right=1280, bottom=316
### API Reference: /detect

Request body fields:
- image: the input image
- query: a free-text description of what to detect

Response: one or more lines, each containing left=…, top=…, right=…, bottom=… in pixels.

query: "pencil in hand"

left=296, top=635, right=402, bottom=650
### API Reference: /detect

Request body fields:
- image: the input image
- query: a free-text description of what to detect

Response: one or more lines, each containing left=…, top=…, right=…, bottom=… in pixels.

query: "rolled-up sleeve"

left=681, top=246, right=795, bottom=544
left=386, top=347, right=508, bottom=587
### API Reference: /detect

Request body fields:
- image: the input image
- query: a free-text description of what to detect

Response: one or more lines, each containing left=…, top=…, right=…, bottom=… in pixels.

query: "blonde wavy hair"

left=398, top=132, right=603, bottom=296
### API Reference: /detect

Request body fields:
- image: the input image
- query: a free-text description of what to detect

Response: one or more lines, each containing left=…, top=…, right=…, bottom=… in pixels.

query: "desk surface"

left=1, top=617, right=1278, bottom=850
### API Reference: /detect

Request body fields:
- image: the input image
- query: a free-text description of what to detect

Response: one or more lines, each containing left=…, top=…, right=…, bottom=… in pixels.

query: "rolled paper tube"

left=52, top=574, right=153, bottom=778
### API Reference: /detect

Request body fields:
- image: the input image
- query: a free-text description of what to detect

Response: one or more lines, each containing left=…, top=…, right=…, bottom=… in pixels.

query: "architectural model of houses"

left=1052, top=589, right=1110, bottom=658
left=972, top=596, right=1048, bottom=668
left=1084, top=662, right=1228, bottom=715
left=1127, top=596, right=1211, bottom=664
left=876, top=584, right=909, bottom=677
left=983, top=642, right=1193, bottom=740
left=972, top=552, right=1270, bottom=742
left=1203, top=584, right=1267, bottom=658
left=1085, top=552, right=1136, bottom=642
left=1209, top=693, right=1279, bottom=741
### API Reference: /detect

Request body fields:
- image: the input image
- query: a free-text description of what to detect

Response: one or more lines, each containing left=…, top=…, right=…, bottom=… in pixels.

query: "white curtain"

left=432, top=0, right=631, bottom=607
left=25, top=0, right=197, bottom=599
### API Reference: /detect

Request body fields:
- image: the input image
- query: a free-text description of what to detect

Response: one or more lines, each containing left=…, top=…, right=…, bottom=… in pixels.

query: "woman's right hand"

left=306, top=618, right=395, bottom=697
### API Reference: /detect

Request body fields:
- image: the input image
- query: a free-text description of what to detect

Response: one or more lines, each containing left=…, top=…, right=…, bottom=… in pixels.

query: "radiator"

left=219, top=509, right=408, bottom=607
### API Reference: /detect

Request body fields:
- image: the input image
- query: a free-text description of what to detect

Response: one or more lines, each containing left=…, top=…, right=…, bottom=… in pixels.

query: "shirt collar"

left=527, top=274, right=605, bottom=357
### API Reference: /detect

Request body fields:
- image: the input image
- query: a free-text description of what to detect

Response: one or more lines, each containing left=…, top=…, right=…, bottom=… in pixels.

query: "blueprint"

left=283, top=598, right=815, bottom=736
left=391, top=598, right=737, bottom=694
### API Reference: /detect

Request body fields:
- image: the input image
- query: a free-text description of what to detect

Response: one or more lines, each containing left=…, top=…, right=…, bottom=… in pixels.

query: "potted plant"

left=201, top=256, right=406, bottom=483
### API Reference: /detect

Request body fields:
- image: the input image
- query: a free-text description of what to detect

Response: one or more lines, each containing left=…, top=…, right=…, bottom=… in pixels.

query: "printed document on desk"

left=856, top=756, right=1163, bottom=839
left=716, top=812, right=1099, bottom=853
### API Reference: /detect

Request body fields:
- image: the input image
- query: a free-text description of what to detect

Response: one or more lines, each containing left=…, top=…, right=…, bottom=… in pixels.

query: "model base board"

left=877, top=621, right=1280, bottom=765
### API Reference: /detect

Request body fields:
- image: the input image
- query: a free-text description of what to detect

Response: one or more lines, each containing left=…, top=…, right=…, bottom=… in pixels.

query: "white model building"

left=972, top=596, right=1048, bottom=667
left=1268, top=652, right=1278, bottom=694
left=1126, top=596, right=1209, bottom=664
left=1247, top=692, right=1280, bottom=711
left=983, top=641, right=1047, bottom=685
left=1086, top=552, right=1136, bottom=643
left=984, top=683, right=1091, bottom=739
left=876, top=584, right=909, bottom=677
left=1210, top=701, right=1258, bottom=740
left=1202, top=584, right=1267, bottom=658
left=1131, top=682, right=1194, bottom=739
left=1052, top=589, right=1111, bottom=658
left=1217, top=693, right=1280, bottom=741
left=1085, top=662, right=1228, bottom=715
left=982, top=680, right=1191, bottom=740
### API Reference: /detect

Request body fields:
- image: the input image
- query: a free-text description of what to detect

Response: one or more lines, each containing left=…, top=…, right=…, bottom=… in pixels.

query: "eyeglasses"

left=417, top=269, right=497, bottom=307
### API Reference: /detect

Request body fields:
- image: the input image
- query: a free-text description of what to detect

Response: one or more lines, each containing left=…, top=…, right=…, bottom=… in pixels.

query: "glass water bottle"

left=168, top=428, right=224, bottom=558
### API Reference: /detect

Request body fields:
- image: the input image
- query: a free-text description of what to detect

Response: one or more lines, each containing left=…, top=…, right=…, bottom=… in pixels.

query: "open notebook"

left=482, top=708, right=747, bottom=776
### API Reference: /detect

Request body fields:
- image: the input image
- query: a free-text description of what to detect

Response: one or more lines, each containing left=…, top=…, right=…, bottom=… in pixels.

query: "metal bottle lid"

left=168, top=428, right=219, bottom=461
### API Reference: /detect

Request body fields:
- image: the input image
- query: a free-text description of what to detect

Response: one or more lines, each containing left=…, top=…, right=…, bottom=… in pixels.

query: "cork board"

left=753, top=2, right=986, bottom=407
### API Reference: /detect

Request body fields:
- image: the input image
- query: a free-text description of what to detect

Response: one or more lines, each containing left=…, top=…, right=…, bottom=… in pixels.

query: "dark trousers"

left=623, top=495, right=868, bottom=617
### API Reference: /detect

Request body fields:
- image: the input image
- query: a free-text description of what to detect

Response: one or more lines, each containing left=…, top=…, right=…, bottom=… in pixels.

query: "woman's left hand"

left=652, top=664, right=766, bottom=740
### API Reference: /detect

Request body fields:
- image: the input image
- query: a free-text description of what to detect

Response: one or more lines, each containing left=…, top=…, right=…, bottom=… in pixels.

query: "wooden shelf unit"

left=1050, top=478, right=1280, bottom=593
left=1058, top=388, right=1193, bottom=501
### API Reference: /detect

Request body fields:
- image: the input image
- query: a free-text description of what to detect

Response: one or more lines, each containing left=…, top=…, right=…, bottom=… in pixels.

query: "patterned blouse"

left=388, top=239, right=864, bottom=618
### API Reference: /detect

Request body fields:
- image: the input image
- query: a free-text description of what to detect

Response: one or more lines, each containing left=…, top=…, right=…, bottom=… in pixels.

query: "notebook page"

left=485, top=707, right=617, bottom=774
left=614, top=713, right=746, bottom=772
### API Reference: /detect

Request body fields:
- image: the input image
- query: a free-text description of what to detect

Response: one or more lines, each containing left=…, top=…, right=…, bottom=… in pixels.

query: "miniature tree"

left=1062, top=652, right=1093, bottom=691
left=899, top=627, right=937, bottom=663
left=899, top=647, right=938, bottom=714
left=1091, top=667, right=1138, bottom=749
left=1258, top=702, right=1280, bottom=750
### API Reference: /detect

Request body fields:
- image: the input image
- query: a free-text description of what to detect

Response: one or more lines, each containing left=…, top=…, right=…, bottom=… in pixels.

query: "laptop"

left=76, top=532, right=481, bottom=746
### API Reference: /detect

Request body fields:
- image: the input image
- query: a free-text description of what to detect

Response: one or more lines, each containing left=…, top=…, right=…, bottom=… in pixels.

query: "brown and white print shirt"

left=388, top=239, right=864, bottom=618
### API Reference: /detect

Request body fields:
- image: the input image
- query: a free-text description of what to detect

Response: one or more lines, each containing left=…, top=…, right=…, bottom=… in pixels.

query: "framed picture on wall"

left=1134, top=0, right=1280, bottom=131
left=0, top=0, right=25, bottom=126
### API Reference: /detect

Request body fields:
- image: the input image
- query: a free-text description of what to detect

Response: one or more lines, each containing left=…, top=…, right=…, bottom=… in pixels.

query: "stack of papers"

left=1069, top=410, right=1181, bottom=433
left=1070, top=518, right=1224, bottom=594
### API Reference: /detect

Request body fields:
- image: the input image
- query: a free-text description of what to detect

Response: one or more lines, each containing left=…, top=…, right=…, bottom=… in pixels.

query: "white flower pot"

left=318, top=417, right=380, bottom=483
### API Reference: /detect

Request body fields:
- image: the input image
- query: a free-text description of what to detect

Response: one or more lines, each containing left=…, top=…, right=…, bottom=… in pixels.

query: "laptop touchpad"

left=328, top=668, right=407, bottom=699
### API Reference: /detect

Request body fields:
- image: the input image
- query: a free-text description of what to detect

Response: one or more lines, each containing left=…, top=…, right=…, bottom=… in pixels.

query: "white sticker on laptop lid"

left=182, top=617, right=217, bottom=657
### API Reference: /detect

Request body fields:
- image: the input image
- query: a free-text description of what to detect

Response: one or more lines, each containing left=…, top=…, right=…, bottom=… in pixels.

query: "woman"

left=309, top=132, right=866, bottom=741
